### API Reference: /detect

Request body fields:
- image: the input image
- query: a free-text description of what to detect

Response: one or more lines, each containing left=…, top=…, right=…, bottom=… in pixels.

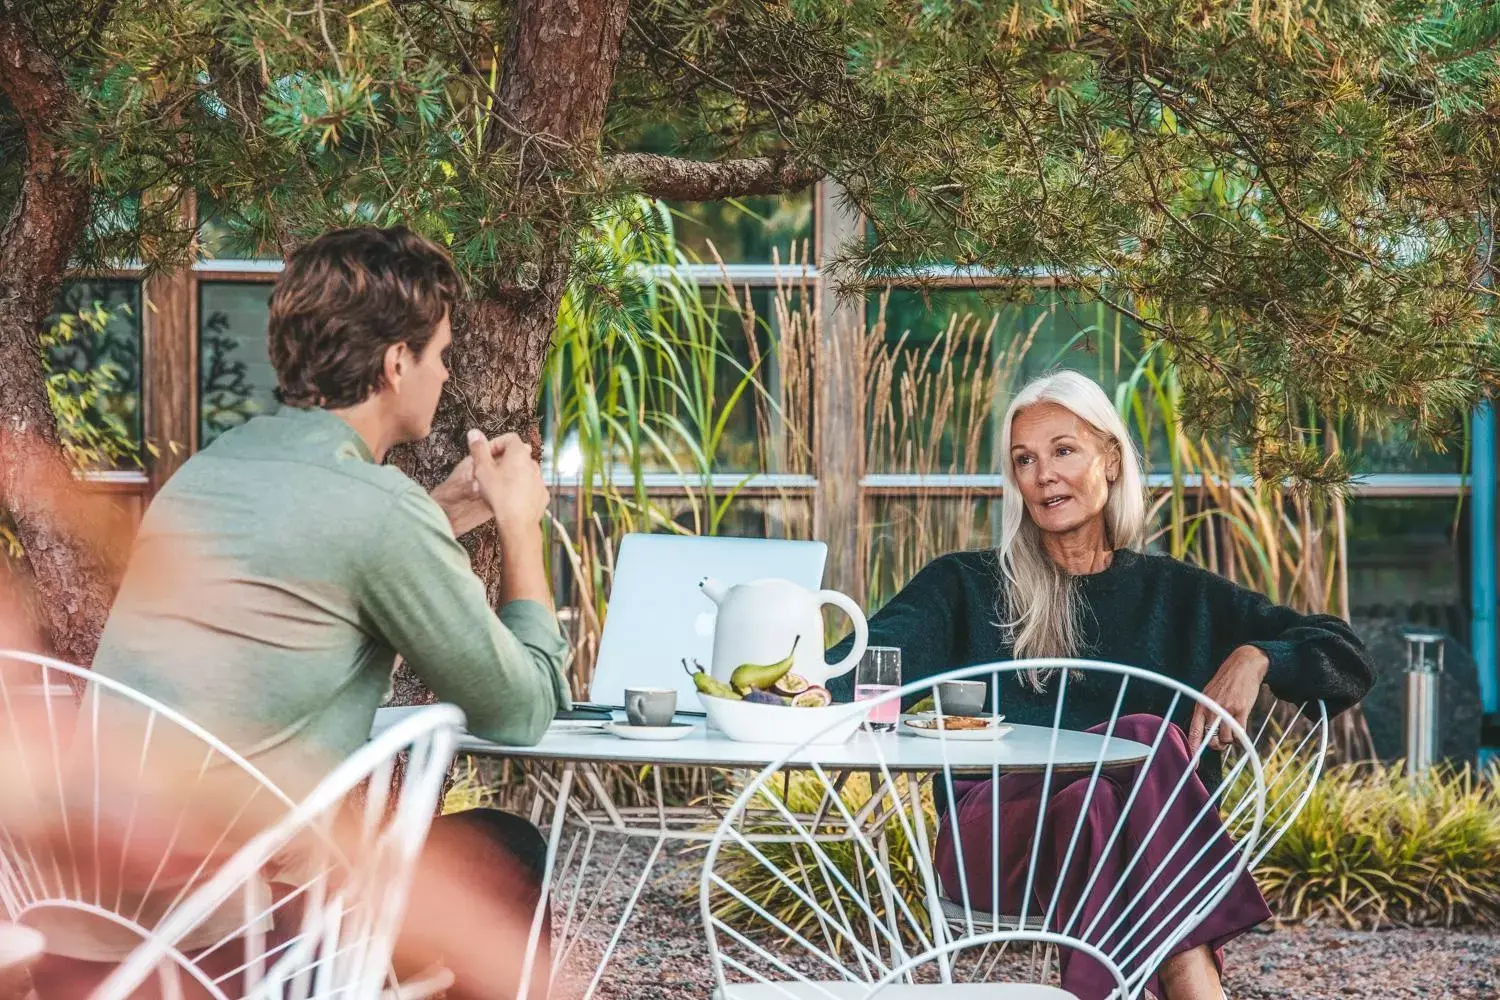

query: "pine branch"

left=602, top=152, right=820, bottom=201
left=66, top=0, right=117, bottom=57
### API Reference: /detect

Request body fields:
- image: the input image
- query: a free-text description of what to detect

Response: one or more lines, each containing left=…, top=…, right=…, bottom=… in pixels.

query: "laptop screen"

left=588, top=534, right=828, bottom=711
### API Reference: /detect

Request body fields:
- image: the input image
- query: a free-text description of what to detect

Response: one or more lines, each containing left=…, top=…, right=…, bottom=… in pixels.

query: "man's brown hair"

left=268, top=226, right=462, bottom=409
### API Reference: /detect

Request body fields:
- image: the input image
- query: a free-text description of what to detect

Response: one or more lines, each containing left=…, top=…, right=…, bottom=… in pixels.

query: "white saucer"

left=901, top=716, right=1014, bottom=741
left=604, top=721, right=696, bottom=742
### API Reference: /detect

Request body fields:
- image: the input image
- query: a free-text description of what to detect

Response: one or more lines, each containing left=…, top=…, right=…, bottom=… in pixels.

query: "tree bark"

left=0, top=9, right=114, bottom=665
left=386, top=297, right=561, bottom=706
left=603, top=153, right=821, bottom=201
left=388, top=0, right=632, bottom=705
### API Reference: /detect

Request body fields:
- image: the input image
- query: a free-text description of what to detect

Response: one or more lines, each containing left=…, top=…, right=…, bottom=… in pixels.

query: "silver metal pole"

left=1399, top=627, right=1445, bottom=775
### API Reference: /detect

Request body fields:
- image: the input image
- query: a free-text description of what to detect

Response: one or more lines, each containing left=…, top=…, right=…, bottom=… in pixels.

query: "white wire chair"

left=699, top=659, right=1270, bottom=1000
left=0, top=650, right=460, bottom=1000
left=0, top=921, right=44, bottom=973
left=90, top=700, right=464, bottom=1000
left=1236, top=699, right=1329, bottom=872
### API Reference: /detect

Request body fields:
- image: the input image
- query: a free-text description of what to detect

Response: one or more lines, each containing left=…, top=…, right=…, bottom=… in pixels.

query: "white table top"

left=371, top=707, right=1150, bottom=774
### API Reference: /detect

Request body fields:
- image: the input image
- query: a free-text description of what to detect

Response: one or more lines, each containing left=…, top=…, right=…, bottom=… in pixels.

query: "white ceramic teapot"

left=698, top=576, right=868, bottom=691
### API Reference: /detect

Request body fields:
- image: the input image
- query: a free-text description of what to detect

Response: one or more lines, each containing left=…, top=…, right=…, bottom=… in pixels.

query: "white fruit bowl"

left=700, top=693, right=869, bottom=745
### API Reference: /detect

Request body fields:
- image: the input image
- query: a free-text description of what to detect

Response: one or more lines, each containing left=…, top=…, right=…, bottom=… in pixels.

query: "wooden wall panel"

left=142, top=257, right=196, bottom=493
left=814, top=181, right=867, bottom=605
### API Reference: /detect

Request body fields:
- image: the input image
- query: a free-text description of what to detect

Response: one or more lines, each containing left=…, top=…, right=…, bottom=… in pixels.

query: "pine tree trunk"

left=0, top=11, right=113, bottom=666
left=386, top=0, right=630, bottom=707
left=386, top=297, right=562, bottom=706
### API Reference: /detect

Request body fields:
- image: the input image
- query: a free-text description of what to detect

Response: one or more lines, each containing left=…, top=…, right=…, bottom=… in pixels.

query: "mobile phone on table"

left=555, top=705, right=614, bottom=722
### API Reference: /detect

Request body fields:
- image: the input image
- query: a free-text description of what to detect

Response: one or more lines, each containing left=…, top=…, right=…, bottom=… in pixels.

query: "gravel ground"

left=4, top=834, right=1494, bottom=1000
left=550, top=836, right=1500, bottom=1000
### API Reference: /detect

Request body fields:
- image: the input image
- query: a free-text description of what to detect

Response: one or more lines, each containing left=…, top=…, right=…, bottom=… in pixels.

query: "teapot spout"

left=698, top=576, right=728, bottom=604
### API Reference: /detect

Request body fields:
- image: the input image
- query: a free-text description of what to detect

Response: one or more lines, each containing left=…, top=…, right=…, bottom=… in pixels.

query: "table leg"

left=519, top=762, right=575, bottom=1000
left=516, top=762, right=683, bottom=1000
left=874, top=827, right=904, bottom=977
left=904, top=773, right=953, bottom=984
left=579, top=835, right=666, bottom=1000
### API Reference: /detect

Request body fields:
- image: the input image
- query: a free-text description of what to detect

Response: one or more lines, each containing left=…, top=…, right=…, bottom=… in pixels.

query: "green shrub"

left=701, top=771, right=936, bottom=954
left=1250, top=761, right=1500, bottom=928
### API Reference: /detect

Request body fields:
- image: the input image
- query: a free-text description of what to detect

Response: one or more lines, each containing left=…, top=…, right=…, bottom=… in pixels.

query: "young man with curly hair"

left=38, top=226, right=563, bottom=1000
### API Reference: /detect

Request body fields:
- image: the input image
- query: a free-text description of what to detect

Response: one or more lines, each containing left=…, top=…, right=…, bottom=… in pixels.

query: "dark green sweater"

left=827, top=548, right=1376, bottom=733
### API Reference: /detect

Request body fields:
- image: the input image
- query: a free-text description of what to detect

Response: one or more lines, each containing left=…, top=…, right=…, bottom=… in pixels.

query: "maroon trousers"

left=934, top=714, right=1270, bottom=999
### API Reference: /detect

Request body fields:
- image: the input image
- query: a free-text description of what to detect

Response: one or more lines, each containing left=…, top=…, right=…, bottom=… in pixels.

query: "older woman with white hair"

left=829, top=370, right=1374, bottom=1000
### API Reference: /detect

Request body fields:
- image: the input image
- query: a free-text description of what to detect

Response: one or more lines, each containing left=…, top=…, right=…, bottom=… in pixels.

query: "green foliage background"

left=6, top=1, right=1500, bottom=481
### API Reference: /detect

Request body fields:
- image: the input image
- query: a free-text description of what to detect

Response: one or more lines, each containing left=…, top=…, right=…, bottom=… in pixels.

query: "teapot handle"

left=817, top=590, right=868, bottom=681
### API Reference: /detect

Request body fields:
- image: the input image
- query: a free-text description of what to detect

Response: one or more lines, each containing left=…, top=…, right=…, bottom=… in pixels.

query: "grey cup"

left=935, top=679, right=987, bottom=717
left=625, top=687, right=677, bottom=727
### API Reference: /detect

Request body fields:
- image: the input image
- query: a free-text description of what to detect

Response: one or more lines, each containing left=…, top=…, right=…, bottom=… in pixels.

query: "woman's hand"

left=1187, top=644, right=1270, bottom=754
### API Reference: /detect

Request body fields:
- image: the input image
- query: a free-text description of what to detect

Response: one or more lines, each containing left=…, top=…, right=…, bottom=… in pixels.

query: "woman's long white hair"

left=998, top=371, right=1147, bottom=687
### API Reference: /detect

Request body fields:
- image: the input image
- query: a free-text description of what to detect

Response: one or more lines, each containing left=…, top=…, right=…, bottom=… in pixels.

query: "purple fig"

left=791, top=686, right=832, bottom=708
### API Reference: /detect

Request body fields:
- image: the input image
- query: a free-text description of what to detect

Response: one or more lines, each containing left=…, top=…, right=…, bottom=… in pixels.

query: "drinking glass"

left=855, top=646, right=902, bottom=732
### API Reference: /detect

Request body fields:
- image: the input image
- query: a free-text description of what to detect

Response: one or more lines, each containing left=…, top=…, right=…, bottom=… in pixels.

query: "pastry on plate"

left=906, top=715, right=995, bottom=731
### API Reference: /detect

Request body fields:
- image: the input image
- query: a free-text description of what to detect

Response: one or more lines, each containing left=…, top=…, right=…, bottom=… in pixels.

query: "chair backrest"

left=1236, top=699, right=1328, bottom=870
left=0, top=650, right=299, bottom=938
left=90, top=702, right=464, bottom=1000
left=699, top=659, right=1268, bottom=1000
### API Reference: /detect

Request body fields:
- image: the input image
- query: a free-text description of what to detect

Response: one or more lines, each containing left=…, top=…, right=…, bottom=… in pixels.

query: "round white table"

left=372, top=708, right=1150, bottom=774
left=372, top=706, right=1149, bottom=1000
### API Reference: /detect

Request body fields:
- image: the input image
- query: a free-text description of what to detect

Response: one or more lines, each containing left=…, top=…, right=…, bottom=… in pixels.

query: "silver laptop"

left=587, top=533, right=828, bottom=712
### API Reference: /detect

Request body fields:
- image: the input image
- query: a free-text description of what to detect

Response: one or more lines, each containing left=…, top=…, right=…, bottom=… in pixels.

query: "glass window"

left=199, top=282, right=277, bottom=446
left=706, top=285, right=812, bottom=473
left=1346, top=497, right=1464, bottom=624
left=867, top=288, right=1146, bottom=475
left=862, top=495, right=998, bottom=609
left=866, top=287, right=1473, bottom=479
left=667, top=196, right=814, bottom=265
left=46, top=279, right=143, bottom=467
left=1336, top=418, right=1465, bottom=476
left=546, top=282, right=812, bottom=476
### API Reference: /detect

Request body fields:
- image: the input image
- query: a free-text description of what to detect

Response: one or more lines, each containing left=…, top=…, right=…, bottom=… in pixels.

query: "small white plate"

left=910, top=710, right=1005, bottom=723
left=604, top=721, right=696, bottom=742
left=902, top=716, right=1014, bottom=741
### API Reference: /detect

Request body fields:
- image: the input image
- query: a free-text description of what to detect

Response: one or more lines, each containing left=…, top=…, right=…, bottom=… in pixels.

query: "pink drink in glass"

left=856, top=684, right=899, bottom=731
